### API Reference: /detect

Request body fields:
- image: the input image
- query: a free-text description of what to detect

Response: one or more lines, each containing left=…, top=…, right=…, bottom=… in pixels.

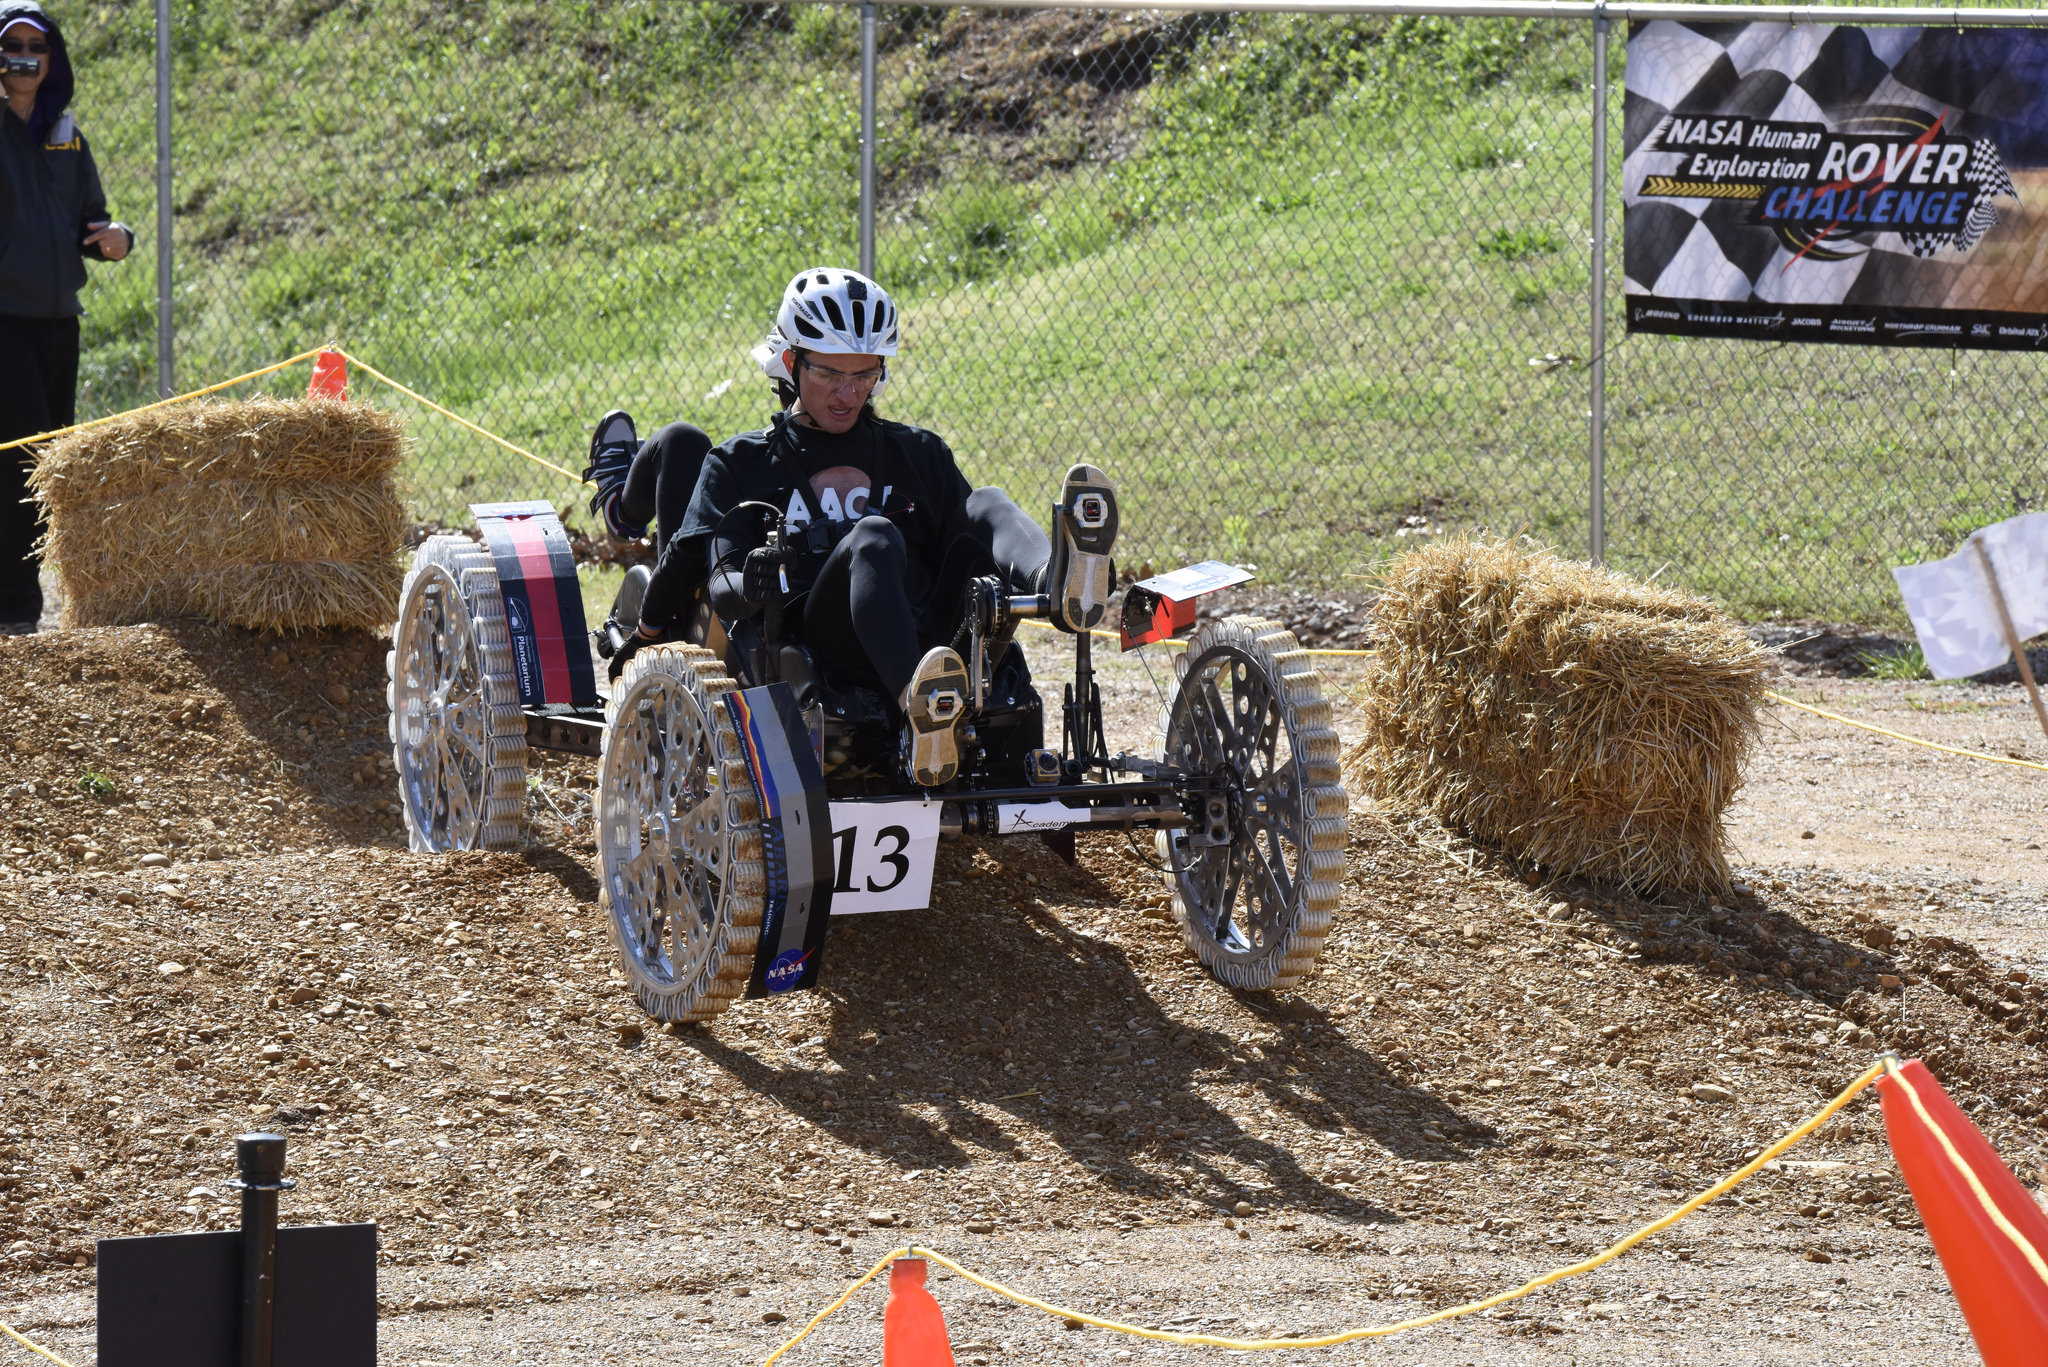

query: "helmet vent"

left=851, top=300, right=867, bottom=337
left=820, top=296, right=847, bottom=331
left=793, top=316, right=824, bottom=340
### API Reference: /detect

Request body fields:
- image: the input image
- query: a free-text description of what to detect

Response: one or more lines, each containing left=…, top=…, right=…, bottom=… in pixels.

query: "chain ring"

left=598, top=644, right=766, bottom=1022
left=386, top=534, right=528, bottom=852
left=1159, top=615, right=1347, bottom=992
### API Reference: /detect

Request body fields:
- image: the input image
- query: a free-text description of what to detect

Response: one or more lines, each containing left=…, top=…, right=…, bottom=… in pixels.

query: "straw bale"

left=29, top=397, right=407, bottom=633
left=1344, top=537, right=1771, bottom=895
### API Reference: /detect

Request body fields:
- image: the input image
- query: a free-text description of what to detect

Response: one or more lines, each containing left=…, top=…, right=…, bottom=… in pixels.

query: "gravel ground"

left=3, top=619, right=2044, bottom=1366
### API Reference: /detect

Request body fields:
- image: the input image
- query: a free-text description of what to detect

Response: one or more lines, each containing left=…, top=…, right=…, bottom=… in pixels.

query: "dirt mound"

left=5, top=803, right=2044, bottom=1284
left=2, top=620, right=2044, bottom=1311
left=0, top=624, right=406, bottom=877
left=908, top=8, right=1207, bottom=147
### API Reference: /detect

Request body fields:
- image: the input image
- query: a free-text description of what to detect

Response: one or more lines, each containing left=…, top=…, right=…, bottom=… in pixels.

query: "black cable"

left=1125, top=828, right=1167, bottom=871
left=709, top=501, right=786, bottom=577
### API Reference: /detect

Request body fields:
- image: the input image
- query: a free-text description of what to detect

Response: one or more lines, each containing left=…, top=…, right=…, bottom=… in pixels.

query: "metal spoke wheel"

left=598, top=644, right=766, bottom=1023
left=1159, top=615, right=1347, bottom=992
left=386, top=534, right=528, bottom=852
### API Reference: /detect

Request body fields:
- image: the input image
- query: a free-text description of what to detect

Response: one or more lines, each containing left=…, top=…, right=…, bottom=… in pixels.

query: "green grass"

left=55, top=2, right=2046, bottom=623
left=579, top=562, right=627, bottom=641
left=1854, top=643, right=1930, bottom=681
left=76, top=767, right=118, bottom=799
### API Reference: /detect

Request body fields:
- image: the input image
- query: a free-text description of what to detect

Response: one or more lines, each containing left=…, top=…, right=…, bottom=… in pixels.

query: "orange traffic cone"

left=882, top=1257, right=956, bottom=1367
left=307, top=349, right=348, bottom=399
left=1878, top=1058, right=2048, bottom=1366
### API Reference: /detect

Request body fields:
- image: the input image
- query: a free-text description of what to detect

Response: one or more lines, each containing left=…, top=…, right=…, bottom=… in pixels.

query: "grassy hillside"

left=55, top=1, right=2047, bottom=620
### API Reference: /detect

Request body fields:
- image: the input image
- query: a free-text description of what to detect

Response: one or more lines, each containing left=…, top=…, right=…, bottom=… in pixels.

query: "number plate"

left=827, top=800, right=942, bottom=915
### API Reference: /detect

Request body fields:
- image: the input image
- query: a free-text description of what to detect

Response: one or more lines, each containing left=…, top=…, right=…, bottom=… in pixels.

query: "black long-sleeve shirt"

left=637, top=410, right=972, bottom=633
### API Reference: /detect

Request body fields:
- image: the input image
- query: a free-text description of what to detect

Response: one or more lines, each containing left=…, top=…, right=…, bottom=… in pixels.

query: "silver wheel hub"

left=600, top=675, right=725, bottom=990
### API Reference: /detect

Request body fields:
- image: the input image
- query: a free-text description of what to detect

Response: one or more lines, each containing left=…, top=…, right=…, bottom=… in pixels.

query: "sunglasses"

left=0, top=40, right=49, bottom=55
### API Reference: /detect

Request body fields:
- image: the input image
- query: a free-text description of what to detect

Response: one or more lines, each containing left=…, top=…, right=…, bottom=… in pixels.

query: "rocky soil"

left=2, top=620, right=2044, bottom=1365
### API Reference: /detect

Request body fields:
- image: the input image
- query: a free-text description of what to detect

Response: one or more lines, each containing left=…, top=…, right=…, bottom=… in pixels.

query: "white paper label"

left=825, top=800, right=942, bottom=915
left=995, top=801, right=1094, bottom=834
left=1133, top=560, right=1254, bottom=601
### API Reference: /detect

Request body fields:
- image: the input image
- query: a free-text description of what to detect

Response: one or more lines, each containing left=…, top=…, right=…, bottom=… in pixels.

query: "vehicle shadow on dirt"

left=681, top=838, right=1498, bottom=1225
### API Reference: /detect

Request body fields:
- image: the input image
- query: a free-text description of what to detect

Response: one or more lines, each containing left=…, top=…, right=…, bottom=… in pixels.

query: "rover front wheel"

left=1159, top=615, right=1346, bottom=992
left=598, top=645, right=766, bottom=1022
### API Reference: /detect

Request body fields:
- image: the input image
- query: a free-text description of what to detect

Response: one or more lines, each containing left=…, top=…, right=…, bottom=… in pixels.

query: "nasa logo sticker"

left=765, top=947, right=813, bottom=992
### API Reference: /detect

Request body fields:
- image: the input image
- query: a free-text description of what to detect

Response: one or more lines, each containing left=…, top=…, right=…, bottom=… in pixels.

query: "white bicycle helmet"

left=751, top=267, right=900, bottom=392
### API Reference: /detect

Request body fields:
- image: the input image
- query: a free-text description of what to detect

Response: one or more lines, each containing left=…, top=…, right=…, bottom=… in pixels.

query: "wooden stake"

left=1971, top=538, right=2048, bottom=743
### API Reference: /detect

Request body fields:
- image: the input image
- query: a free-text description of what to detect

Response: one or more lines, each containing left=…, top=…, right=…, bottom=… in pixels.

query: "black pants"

left=803, top=486, right=1051, bottom=702
left=620, top=421, right=711, bottom=553
left=0, top=315, right=78, bottom=624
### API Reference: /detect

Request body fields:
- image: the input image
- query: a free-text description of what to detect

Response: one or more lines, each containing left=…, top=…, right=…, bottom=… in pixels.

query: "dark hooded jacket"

left=0, top=0, right=128, bottom=318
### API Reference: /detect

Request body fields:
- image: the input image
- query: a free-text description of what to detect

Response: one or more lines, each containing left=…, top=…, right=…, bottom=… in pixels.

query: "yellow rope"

left=1882, top=1058, right=2048, bottom=1286
left=1766, top=690, right=2048, bottom=774
left=761, top=1248, right=902, bottom=1367
left=1017, top=617, right=1374, bottom=659
left=763, top=1058, right=1888, bottom=1360
left=0, top=345, right=589, bottom=495
left=0, top=347, right=327, bottom=453
left=0, top=1320, right=80, bottom=1367
left=335, top=350, right=592, bottom=488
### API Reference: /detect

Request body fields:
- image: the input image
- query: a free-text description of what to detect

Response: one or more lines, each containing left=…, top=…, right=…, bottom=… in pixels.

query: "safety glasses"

left=797, top=357, right=884, bottom=393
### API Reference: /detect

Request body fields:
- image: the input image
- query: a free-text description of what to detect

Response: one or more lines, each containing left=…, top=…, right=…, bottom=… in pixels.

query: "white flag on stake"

left=1892, top=512, right=2048, bottom=680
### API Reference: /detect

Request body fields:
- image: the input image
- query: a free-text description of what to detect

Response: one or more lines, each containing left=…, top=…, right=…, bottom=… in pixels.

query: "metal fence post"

left=154, top=0, right=173, bottom=398
left=859, top=2, right=878, bottom=279
left=1588, top=7, right=1608, bottom=566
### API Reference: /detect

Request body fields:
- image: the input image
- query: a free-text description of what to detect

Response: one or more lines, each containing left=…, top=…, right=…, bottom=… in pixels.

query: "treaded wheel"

left=1158, top=614, right=1347, bottom=991
left=386, top=534, right=528, bottom=852
left=598, top=644, right=766, bottom=1022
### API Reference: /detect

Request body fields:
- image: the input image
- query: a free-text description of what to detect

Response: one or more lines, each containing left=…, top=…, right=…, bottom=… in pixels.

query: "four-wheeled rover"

left=386, top=500, right=1345, bottom=1022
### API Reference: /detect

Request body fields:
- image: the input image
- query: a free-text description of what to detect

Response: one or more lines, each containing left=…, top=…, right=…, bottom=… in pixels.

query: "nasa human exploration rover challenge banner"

left=1625, top=22, right=2047, bottom=350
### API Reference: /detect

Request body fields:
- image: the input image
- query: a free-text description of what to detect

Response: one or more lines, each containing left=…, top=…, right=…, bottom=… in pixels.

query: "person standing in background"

left=0, top=1, right=131, bottom=634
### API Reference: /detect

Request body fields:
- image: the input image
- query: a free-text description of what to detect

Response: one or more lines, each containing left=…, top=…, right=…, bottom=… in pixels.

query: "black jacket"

left=0, top=0, right=127, bottom=319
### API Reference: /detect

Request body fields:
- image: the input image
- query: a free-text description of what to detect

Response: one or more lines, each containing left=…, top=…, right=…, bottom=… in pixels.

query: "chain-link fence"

left=56, top=0, right=2048, bottom=623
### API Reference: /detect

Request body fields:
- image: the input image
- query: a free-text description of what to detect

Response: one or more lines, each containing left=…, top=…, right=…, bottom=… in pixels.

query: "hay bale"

left=1344, top=537, right=1770, bottom=894
left=29, top=397, right=407, bottom=633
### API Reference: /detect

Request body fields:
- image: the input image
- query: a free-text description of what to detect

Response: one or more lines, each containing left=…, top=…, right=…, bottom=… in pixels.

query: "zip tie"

left=1767, top=690, right=2048, bottom=773
left=0, top=347, right=328, bottom=453
left=336, top=351, right=592, bottom=488
left=1, top=1319, right=81, bottom=1367
left=763, top=1058, right=1888, bottom=1359
left=1882, top=1058, right=2048, bottom=1286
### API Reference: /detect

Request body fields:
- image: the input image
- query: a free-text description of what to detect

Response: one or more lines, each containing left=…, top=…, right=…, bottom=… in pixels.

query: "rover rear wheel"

left=386, top=535, right=528, bottom=852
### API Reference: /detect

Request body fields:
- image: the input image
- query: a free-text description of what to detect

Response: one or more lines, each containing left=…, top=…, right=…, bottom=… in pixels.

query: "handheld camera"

left=4, top=57, right=38, bottom=76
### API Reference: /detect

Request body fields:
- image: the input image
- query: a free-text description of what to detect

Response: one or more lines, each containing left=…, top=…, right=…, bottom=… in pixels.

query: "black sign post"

left=230, top=1133, right=288, bottom=1367
left=97, top=1133, right=376, bottom=1367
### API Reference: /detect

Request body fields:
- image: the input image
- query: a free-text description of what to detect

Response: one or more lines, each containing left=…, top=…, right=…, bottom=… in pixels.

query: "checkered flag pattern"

left=1624, top=21, right=2030, bottom=307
